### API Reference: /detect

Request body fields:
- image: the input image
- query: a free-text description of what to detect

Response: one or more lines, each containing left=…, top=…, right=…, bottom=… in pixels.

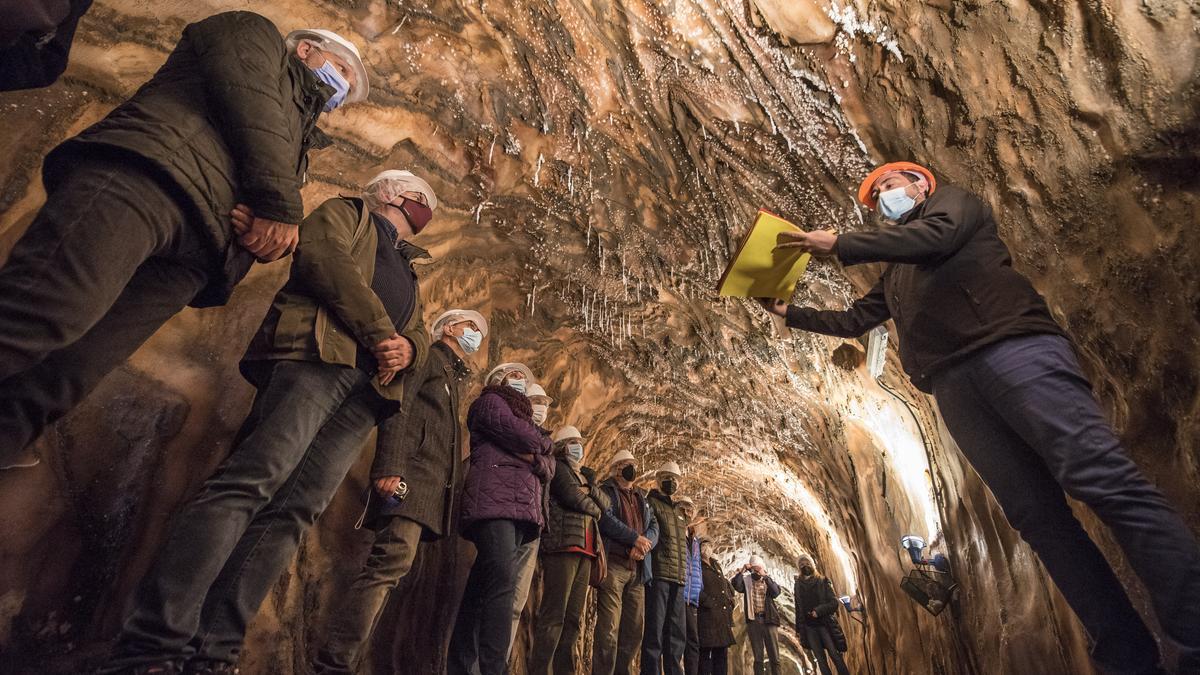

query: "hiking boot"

left=183, top=660, right=240, bottom=675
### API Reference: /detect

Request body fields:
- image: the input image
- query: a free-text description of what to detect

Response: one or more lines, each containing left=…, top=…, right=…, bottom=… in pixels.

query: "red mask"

left=399, top=198, right=433, bottom=234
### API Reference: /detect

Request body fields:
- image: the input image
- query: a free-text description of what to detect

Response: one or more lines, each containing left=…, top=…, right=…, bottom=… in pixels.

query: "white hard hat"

left=526, top=383, right=554, bottom=404
left=656, top=460, right=682, bottom=477
left=364, top=170, right=439, bottom=211
left=485, top=362, right=534, bottom=386
left=675, top=495, right=694, bottom=507
left=432, top=309, right=487, bottom=339
left=286, top=28, right=369, bottom=104
left=553, top=426, right=583, bottom=443
left=610, top=450, right=636, bottom=467
left=749, top=554, right=765, bottom=568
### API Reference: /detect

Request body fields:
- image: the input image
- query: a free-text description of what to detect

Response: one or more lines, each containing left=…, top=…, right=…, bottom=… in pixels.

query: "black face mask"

left=620, top=464, right=637, bottom=482
left=801, top=566, right=815, bottom=577
left=660, top=478, right=677, bottom=496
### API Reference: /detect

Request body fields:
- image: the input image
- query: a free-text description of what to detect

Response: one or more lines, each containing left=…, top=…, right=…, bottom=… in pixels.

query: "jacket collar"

left=367, top=211, right=433, bottom=262
left=432, top=341, right=470, bottom=380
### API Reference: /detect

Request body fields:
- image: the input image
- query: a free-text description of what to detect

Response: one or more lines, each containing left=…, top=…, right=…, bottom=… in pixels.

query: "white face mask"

left=506, top=377, right=526, bottom=394
left=531, top=404, right=548, bottom=425
left=455, top=327, right=483, bottom=354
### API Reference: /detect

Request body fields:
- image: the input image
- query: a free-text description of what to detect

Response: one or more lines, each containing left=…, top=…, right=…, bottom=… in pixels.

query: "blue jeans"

left=933, top=334, right=1200, bottom=674
left=107, top=360, right=389, bottom=668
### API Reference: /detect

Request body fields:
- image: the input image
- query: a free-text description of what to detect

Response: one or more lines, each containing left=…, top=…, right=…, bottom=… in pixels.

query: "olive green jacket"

left=648, top=489, right=689, bottom=585
left=243, top=196, right=429, bottom=401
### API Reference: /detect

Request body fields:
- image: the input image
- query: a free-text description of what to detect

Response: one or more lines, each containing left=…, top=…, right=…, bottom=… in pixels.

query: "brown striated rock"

left=0, top=0, right=1197, bottom=674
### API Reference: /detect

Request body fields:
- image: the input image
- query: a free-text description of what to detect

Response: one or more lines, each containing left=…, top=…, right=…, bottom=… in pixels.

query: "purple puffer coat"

left=459, top=385, right=555, bottom=531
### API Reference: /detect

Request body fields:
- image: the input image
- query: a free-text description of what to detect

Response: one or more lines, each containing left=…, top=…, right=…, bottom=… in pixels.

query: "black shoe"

left=97, top=662, right=184, bottom=675
left=182, top=660, right=240, bottom=675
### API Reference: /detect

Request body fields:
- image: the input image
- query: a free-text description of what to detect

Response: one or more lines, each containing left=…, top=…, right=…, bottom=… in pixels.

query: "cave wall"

left=1, top=0, right=1197, bottom=673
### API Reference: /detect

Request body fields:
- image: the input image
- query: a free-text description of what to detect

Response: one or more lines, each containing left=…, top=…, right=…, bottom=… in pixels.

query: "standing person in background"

left=793, top=554, right=849, bottom=675
left=312, top=309, right=487, bottom=674
left=528, top=426, right=606, bottom=675
left=760, top=161, right=1200, bottom=674
left=677, top=497, right=703, bottom=675
left=0, top=14, right=370, bottom=470
left=448, top=363, right=554, bottom=675
left=508, top=380, right=556, bottom=660
left=731, top=555, right=782, bottom=675
left=102, top=169, right=435, bottom=675
left=593, top=450, right=658, bottom=675
left=696, top=541, right=735, bottom=675
left=527, top=383, right=552, bottom=427
left=642, top=461, right=689, bottom=675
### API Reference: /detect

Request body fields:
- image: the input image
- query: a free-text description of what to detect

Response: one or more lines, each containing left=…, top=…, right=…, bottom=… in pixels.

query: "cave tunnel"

left=1, top=1, right=1198, bottom=674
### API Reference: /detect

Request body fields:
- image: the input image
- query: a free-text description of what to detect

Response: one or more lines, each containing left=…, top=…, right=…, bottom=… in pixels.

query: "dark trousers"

left=698, top=647, right=727, bottom=675
left=449, top=519, right=538, bottom=675
left=745, top=621, right=779, bottom=675
left=641, top=580, right=686, bottom=675
left=933, top=334, right=1200, bottom=673
left=0, top=159, right=211, bottom=465
left=528, top=552, right=593, bottom=675
left=803, top=624, right=849, bottom=675
left=684, top=604, right=699, bottom=675
left=107, top=361, right=388, bottom=668
left=313, top=516, right=424, bottom=674
left=592, top=562, right=644, bottom=675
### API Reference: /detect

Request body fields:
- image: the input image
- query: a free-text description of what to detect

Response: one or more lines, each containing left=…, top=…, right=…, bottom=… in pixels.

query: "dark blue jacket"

left=598, top=478, right=659, bottom=583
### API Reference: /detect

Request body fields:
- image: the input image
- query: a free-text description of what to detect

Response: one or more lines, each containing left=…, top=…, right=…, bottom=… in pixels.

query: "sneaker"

left=183, top=660, right=240, bottom=675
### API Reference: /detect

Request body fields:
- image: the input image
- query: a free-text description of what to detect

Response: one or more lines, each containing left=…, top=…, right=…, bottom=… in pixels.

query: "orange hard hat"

left=857, top=162, right=937, bottom=209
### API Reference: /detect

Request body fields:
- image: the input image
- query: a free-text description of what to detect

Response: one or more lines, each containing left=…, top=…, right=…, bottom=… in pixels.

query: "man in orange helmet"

left=759, top=162, right=1200, bottom=675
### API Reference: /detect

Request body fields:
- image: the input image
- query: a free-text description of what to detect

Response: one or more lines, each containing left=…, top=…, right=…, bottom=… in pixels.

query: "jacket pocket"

left=958, top=283, right=986, bottom=325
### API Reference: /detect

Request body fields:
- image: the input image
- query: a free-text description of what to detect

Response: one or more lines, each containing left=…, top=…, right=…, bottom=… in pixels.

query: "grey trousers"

left=592, top=563, right=644, bottom=675
left=527, top=553, right=592, bottom=675
left=313, top=516, right=424, bottom=674
left=0, top=158, right=211, bottom=465
left=107, top=361, right=388, bottom=668
left=745, top=621, right=779, bottom=675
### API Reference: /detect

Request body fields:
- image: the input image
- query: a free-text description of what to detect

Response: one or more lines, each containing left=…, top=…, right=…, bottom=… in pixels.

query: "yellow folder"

left=716, top=210, right=811, bottom=300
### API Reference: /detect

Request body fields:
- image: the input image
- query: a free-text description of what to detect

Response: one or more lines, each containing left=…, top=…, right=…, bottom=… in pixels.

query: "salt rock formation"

left=0, top=0, right=1196, bottom=673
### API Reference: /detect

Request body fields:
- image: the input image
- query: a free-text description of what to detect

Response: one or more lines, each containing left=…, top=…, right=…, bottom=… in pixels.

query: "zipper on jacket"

left=959, top=283, right=986, bottom=324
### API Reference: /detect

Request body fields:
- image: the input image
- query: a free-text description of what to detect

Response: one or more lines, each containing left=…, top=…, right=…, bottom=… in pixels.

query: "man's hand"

left=634, top=536, right=653, bottom=555
left=231, top=204, right=298, bottom=262
left=755, top=298, right=788, bottom=318
left=774, top=229, right=838, bottom=256
left=809, top=610, right=818, bottom=619
left=630, top=547, right=646, bottom=561
left=374, top=334, right=414, bottom=386
left=374, top=476, right=404, bottom=497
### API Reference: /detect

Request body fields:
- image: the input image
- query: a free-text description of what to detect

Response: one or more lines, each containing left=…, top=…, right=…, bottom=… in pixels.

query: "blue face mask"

left=455, top=327, right=483, bottom=354
left=312, top=59, right=350, bottom=112
left=507, top=378, right=527, bottom=394
left=566, top=443, right=584, bottom=464
left=877, top=186, right=917, bottom=221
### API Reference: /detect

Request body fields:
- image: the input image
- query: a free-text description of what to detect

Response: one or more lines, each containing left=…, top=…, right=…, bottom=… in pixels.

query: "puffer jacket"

left=43, top=11, right=331, bottom=307
left=683, top=535, right=703, bottom=605
left=647, top=490, right=688, bottom=585
left=541, top=460, right=604, bottom=553
left=786, top=184, right=1065, bottom=392
left=459, top=385, right=555, bottom=532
